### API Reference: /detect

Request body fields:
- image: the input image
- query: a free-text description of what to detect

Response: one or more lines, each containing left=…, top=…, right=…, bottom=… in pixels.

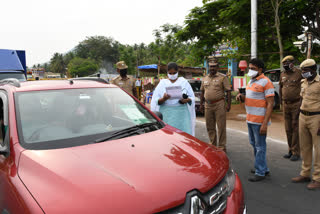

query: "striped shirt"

left=245, top=74, right=275, bottom=125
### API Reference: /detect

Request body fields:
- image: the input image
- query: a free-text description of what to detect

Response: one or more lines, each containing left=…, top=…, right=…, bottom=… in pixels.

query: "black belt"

left=300, top=110, right=320, bottom=116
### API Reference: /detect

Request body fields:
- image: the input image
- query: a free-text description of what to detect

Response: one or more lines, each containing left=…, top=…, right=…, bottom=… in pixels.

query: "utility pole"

left=306, top=32, right=313, bottom=59
left=251, top=0, right=257, bottom=59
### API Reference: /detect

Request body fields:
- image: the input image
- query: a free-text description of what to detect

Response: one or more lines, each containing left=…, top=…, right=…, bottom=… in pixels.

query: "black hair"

left=304, top=64, right=317, bottom=71
left=167, top=62, right=179, bottom=71
left=249, top=58, right=265, bottom=72
left=120, top=69, right=127, bottom=72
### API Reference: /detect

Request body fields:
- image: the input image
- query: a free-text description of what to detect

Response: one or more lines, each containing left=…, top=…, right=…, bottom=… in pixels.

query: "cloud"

left=0, top=0, right=202, bottom=66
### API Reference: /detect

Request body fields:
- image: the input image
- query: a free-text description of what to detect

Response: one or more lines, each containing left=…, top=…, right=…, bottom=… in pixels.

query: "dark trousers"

left=283, top=101, right=300, bottom=156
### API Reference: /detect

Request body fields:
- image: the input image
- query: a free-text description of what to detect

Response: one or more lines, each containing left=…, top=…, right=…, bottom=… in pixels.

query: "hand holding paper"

left=165, top=86, right=182, bottom=99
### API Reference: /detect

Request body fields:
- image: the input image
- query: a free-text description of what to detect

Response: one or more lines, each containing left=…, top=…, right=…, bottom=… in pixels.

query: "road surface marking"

left=196, top=120, right=286, bottom=145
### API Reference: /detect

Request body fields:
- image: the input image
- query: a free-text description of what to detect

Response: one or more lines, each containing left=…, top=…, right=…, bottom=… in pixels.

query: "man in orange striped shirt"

left=237, top=58, right=275, bottom=182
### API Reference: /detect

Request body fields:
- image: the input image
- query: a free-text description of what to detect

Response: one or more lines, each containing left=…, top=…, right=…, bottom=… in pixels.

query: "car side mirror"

left=153, top=111, right=163, bottom=120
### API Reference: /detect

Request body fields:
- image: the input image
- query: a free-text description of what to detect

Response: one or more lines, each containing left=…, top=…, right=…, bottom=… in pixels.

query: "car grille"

left=157, top=176, right=228, bottom=214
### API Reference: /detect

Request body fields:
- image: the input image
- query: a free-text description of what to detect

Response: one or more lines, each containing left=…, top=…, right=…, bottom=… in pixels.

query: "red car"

left=0, top=78, right=246, bottom=214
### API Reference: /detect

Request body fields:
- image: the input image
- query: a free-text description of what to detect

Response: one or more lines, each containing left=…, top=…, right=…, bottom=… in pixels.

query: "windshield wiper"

left=94, top=122, right=161, bottom=143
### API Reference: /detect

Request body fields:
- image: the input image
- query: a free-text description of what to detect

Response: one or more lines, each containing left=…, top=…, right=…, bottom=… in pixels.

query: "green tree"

left=63, top=52, right=75, bottom=66
left=43, top=63, right=49, bottom=72
left=271, top=0, right=284, bottom=68
left=68, top=57, right=98, bottom=77
left=152, top=24, right=194, bottom=65
left=74, top=36, right=120, bottom=64
left=118, top=45, right=137, bottom=75
left=176, top=0, right=313, bottom=69
left=49, top=53, right=66, bottom=75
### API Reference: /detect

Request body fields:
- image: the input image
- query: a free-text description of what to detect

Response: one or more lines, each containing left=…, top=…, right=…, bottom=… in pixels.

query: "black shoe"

left=248, top=175, right=265, bottom=182
left=250, top=169, right=270, bottom=176
left=283, top=152, right=292, bottom=159
left=290, top=155, right=300, bottom=161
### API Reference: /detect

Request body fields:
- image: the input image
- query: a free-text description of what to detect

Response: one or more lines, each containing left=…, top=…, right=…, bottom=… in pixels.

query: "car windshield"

left=15, top=88, right=159, bottom=149
left=0, top=72, right=26, bottom=81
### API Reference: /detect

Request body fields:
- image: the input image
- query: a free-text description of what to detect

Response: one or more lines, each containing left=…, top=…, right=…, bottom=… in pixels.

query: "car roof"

left=265, top=68, right=281, bottom=73
left=187, top=79, right=202, bottom=83
left=7, top=80, right=117, bottom=92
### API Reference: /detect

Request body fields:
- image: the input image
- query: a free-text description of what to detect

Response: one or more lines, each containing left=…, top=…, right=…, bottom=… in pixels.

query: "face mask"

left=210, top=69, right=217, bottom=75
left=283, top=65, right=290, bottom=71
left=120, top=69, right=127, bottom=76
left=248, top=69, right=258, bottom=79
left=168, top=72, right=178, bottom=80
left=301, top=72, right=313, bottom=79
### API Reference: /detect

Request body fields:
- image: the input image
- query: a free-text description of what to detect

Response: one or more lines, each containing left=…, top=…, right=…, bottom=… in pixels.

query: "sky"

left=0, top=0, right=203, bottom=67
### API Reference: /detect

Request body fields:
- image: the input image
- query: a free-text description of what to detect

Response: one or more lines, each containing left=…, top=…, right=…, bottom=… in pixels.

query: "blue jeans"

left=247, top=123, right=269, bottom=176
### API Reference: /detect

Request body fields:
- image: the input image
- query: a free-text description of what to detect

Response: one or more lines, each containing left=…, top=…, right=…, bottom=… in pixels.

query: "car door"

left=0, top=90, right=13, bottom=212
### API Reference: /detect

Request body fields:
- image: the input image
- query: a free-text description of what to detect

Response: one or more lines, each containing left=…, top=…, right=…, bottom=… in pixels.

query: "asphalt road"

left=195, top=120, right=320, bottom=214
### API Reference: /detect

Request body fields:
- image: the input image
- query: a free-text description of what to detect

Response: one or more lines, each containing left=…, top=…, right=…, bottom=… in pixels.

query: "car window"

left=0, top=73, right=26, bottom=81
left=189, top=82, right=201, bottom=92
left=15, top=88, right=158, bottom=149
left=265, top=71, right=280, bottom=82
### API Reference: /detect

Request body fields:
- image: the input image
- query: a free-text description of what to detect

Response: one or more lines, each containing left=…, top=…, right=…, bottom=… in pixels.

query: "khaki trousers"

left=283, top=102, right=300, bottom=155
left=299, top=113, right=320, bottom=182
left=205, top=100, right=226, bottom=150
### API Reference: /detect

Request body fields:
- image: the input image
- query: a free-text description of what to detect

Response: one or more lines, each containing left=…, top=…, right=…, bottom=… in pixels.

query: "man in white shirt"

left=135, top=77, right=142, bottom=100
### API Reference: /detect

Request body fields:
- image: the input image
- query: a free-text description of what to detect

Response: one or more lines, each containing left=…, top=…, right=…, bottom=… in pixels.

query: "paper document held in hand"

left=165, top=86, right=182, bottom=99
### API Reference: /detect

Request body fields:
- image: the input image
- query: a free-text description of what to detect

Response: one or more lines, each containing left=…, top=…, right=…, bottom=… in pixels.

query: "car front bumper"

left=223, top=173, right=246, bottom=214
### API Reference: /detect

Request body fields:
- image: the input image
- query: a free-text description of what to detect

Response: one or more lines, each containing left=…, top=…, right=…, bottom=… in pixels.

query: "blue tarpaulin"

left=0, top=49, right=25, bottom=72
left=138, top=64, right=158, bottom=70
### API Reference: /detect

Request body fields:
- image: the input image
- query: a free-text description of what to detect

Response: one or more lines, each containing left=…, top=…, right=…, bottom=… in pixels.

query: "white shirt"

left=135, top=80, right=142, bottom=87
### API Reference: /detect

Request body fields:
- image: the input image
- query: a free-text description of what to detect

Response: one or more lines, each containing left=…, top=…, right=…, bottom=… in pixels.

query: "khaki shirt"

left=201, top=73, right=231, bottom=102
left=279, top=67, right=302, bottom=101
left=300, top=75, right=320, bottom=112
left=111, top=76, right=135, bottom=96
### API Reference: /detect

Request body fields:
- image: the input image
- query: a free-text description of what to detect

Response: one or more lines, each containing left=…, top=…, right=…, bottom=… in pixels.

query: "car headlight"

left=226, top=166, right=236, bottom=196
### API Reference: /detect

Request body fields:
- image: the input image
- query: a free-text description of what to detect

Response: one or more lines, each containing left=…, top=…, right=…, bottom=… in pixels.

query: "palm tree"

left=50, top=53, right=66, bottom=75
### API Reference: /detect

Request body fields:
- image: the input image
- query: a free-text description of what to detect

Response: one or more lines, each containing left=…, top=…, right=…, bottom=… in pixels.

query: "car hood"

left=18, top=126, right=229, bottom=214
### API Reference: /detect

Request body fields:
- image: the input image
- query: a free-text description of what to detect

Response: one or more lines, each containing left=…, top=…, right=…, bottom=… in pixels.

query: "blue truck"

left=0, top=49, right=27, bottom=81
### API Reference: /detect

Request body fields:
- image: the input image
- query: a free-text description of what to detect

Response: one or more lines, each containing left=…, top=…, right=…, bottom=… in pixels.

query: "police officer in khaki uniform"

left=279, top=55, right=302, bottom=161
left=292, top=59, right=320, bottom=190
left=111, top=61, right=137, bottom=98
left=200, top=61, right=231, bottom=152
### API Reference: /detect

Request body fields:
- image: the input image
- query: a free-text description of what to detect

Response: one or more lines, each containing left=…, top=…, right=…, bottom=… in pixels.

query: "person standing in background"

left=236, top=58, right=274, bottom=182
left=279, top=55, right=302, bottom=161
left=135, top=77, right=142, bottom=100
left=199, top=61, right=231, bottom=152
left=292, top=59, right=320, bottom=190
left=111, top=61, right=137, bottom=98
